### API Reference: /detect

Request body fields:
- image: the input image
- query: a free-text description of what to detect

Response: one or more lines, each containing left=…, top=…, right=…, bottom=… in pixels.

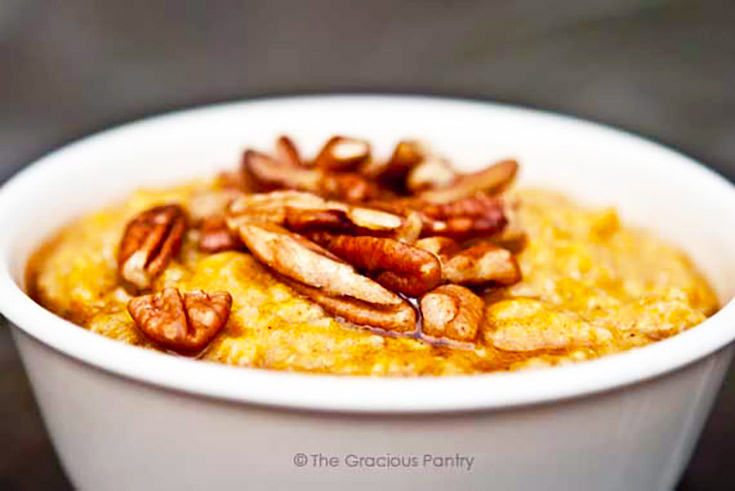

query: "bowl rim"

left=1, top=94, right=734, bottom=414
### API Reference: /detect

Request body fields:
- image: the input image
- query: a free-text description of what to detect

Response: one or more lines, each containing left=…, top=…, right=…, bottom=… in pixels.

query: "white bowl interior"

left=1, top=95, right=734, bottom=412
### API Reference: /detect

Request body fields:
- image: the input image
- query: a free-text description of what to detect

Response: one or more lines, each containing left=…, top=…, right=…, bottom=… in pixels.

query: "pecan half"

left=309, top=233, right=442, bottom=297
left=128, top=288, right=232, bottom=353
left=362, top=140, right=426, bottom=192
left=444, top=242, right=521, bottom=286
left=198, top=215, right=244, bottom=252
left=420, top=284, right=484, bottom=342
left=232, top=222, right=402, bottom=306
left=227, top=191, right=404, bottom=236
left=319, top=172, right=383, bottom=202
left=419, top=159, right=518, bottom=204
left=406, top=156, right=457, bottom=193
left=242, top=149, right=321, bottom=192
left=314, top=136, right=371, bottom=172
left=242, top=149, right=379, bottom=202
left=275, top=135, right=304, bottom=168
left=421, top=194, right=508, bottom=239
left=118, top=204, right=187, bottom=289
left=414, top=237, right=460, bottom=262
left=285, top=279, right=417, bottom=333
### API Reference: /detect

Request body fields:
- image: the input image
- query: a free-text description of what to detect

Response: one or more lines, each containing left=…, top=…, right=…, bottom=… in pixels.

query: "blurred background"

left=1, top=1, right=733, bottom=489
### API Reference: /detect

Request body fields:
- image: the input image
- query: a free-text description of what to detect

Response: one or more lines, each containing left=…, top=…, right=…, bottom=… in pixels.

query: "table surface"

left=1, top=1, right=734, bottom=489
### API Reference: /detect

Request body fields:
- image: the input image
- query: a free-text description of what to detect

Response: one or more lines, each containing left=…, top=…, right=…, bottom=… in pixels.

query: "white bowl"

left=1, top=96, right=734, bottom=491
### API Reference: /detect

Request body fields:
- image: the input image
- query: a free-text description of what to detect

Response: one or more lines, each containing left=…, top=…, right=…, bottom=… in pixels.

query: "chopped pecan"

left=242, top=148, right=379, bottom=202
left=314, top=136, right=371, bottom=172
left=275, top=135, right=304, bottom=168
left=309, top=233, right=442, bottom=297
left=421, top=194, right=507, bottom=239
left=406, top=156, right=457, bottom=193
left=198, top=216, right=244, bottom=252
left=232, top=222, right=402, bottom=306
left=319, top=172, right=383, bottom=202
left=419, top=159, right=518, bottom=204
left=444, top=242, right=521, bottom=286
left=227, top=191, right=404, bottom=236
left=285, top=279, right=417, bottom=333
left=362, top=140, right=426, bottom=192
left=414, top=237, right=460, bottom=262
left=420, top=284, right=484, bottom=342
left=118, top=204, right=187, bottom=289
left=128, top=288, right=232, bottom=353
left=242, top=149, right=321, bottom=192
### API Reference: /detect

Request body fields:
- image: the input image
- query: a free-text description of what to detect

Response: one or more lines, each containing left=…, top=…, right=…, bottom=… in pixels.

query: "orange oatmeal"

left=26, top=137, right=719, bottom=375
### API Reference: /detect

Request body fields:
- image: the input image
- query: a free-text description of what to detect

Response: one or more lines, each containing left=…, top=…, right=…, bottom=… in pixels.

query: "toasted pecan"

left=118, top=204, right=187, bottom=289
left=313, top=136, right=371, bottom=172
left=233, top=222, right=402, bottom=306
left=444, top=242, right=521, bottom=286
left=285, top=279, right=417, bottom=333
left=420, top=284, right=484, bottom=342
left=198, top=215, right=244, bottom=253
left=419, top=159, right=517, bottom=204
left=309, top=233, right=442, bottom=297
left=128, top=288, right=232, bottom=353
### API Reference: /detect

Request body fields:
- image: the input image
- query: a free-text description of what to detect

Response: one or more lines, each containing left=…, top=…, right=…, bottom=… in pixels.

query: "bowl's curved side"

left=0, top=95, right=734, bottom=413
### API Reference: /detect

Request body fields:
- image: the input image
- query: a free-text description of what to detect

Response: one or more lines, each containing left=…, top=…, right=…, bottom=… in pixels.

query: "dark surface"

left=1, top=1, right=733, bottom=489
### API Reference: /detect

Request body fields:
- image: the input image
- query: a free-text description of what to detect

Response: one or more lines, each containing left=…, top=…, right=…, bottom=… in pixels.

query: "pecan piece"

left=421, top=194, right=508, bottom=239
left=319, top=172, right=383, bottom=202
left=309, top=233, right=442, bottom=297
left=242, top=149, right=379, bottom=202
left=128, top=288, right=232, bottom=353
left=198, top=215, right=245, bottom=252
left=420, top=284, right=484, bottom=342
left=227, top=191, right=404, bottom=236
left=314, top=136, right=371, bottom=172
left=285, top=279, right=417, bottom=333
left=242, top=149, right=321, bottom=192
left=444, top=242, right=521, bottom=286
left=118, top=205, right=187, bottom=289
left=233, top=222, right=402, bottom=306
left=274, top=135, right=304, bottom=168
left=419, top=159, right=518, bottom=204
left=406, top=156, right=457, bottom=193
left=415, top=237, right=460, bottom=262
left=362, top=140, right=426, bottom=192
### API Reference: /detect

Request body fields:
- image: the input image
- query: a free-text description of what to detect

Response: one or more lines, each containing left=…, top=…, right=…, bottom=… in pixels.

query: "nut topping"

left=118, top=205, right=187, bottom=289
left=286, top=279, right=417, bottom=333
left=420, top=284, right=484, bottom=342
left=415, top=236, right=461, bottom=262
left=275, top=135, right=304, bottom=168
left=421, top=194, right=508, bottom=239
left=128, top=288, right=232, bottom=353
left=227, top=191, right=404, bottom=236
left=419, top=159, right=518, bottom=204
left=406, top=156, right=458, bottom=193
left=122, top=134, right=525, bottom=345
left=198, top=216, right=244, bottom=253
left=242, top=149, right=322, bottom=192
left=309, top=233, right=442, bottom=297
left=233, top=222, right=403, bottom=306
left=444, top=242, right=521, bottom=286
left=314, top=136, right=371, bottom=172
left=362, top=140, right=426, bottom=191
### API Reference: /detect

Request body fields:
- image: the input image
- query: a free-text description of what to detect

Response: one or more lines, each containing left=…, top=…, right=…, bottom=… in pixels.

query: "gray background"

left=1, top=1, right=733, bottom=489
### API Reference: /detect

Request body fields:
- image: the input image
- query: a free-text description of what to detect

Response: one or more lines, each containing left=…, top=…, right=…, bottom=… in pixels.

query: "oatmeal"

left=26, top=136, right=719, bottom=375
